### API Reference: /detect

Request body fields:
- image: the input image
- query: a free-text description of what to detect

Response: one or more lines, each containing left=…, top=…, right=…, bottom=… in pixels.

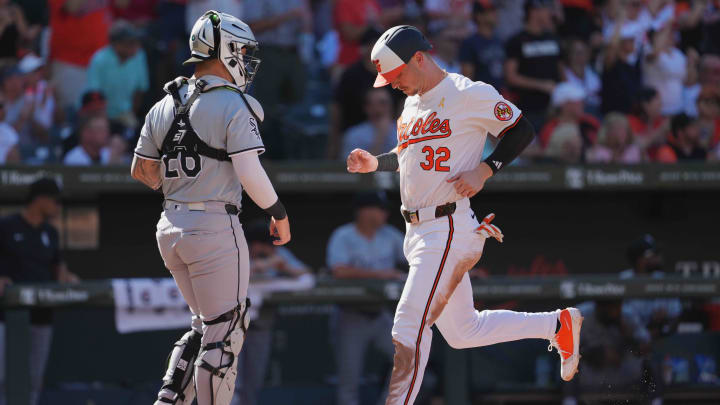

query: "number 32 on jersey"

left=420, top=146, right=450, bottom=172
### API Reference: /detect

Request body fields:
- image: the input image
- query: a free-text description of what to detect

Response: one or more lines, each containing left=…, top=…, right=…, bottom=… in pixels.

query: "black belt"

left=401, top=202, right=456, bottom=223
left=224, top=204, right=240, bottom=215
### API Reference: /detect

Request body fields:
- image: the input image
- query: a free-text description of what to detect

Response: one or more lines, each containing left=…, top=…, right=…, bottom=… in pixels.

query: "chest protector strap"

left=160, top=78, right=230, bottom=162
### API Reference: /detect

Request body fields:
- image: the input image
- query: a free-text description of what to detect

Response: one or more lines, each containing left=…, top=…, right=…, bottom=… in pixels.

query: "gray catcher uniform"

left=134, top=74, right=265, bottom=405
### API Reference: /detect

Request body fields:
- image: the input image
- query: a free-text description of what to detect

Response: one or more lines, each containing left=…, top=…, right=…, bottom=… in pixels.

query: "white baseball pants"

left=386, top=200, right=559, bottom=405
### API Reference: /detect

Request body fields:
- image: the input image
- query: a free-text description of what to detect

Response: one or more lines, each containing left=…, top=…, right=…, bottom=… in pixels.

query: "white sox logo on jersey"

left=249, top=117, right=260, bottom=141
left=172, top=119, right=188, bottom=142
left=397, top=112, right=452, bottom=151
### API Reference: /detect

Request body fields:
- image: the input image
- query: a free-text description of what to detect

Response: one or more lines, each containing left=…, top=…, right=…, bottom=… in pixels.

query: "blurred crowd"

left=0, top=0, right=719, bottom=164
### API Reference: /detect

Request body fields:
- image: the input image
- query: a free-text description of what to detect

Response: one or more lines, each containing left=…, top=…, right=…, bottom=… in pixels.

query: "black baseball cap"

left=27, top=178, right=61, bottom=202
left=626, top=234, right=658, bottom=265
left=353, top=191, right=389, bottom=211
left=370, top=25, right=432, bottom=88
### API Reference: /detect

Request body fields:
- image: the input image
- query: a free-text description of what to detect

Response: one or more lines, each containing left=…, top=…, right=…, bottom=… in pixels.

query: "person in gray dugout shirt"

left=130, top=10, right=290, bottom=405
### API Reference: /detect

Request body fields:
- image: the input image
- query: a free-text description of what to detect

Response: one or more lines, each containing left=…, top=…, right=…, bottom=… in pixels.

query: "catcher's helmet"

left=184, top=10, right=260, bottom=91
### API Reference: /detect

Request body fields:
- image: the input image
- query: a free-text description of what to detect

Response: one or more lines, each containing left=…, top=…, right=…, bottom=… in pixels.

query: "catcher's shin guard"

left=155, top=329, right=203, bottom=404
left=196, top=299, right=250, bottom=405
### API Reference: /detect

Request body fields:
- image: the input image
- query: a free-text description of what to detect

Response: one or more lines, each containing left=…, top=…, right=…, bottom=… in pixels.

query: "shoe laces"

left=548, top=335, right=571, bottom=358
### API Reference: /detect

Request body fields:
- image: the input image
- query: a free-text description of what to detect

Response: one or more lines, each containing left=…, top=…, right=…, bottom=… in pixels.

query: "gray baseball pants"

left=156, top=201, right=250, bottom=405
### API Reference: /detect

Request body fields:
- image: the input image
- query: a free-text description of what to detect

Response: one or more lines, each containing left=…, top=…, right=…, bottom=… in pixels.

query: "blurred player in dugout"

left=327, top=191, right=406, bottom=405
left=0, top=178, right=79, bottom=405
left=231, top=219, right=309, bottom=405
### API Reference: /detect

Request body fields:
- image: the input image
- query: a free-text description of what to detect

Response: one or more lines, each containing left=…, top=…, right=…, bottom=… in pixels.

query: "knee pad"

left=197, top=299, right=251, bottom=405
left=155, top=329, right=203, bottom=404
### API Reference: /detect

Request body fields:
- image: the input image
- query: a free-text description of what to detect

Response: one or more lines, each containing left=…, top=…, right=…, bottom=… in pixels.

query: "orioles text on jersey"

left=396, top=112, right=452, bottom=151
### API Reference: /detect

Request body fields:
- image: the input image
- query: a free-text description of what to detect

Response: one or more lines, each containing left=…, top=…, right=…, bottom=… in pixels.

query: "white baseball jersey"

left=396, top=73, right=521, bottom=211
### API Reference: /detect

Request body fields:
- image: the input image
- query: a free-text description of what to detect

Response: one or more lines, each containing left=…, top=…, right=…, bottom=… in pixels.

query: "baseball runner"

left=347, top=26, right=583, bottom=405
left=130, top=11, right=290, bottom=405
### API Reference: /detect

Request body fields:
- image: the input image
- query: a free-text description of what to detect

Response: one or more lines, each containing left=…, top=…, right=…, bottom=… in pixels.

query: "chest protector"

left=160, top=78, right=230, bottom=178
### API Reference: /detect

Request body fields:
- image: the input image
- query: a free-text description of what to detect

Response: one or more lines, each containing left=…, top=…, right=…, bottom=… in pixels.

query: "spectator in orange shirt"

left=334, top=0, right=382, bottom=67
left=542, top=122, right=583, bottom=164
left=538, top=82, right=599, bottom=151
left=48, top=0, right=110, bottom=111
left=586, top=112, right=644, bottom=164
left=628, top=87, right=670, bottom=159
left=655, top=113, right=707, bottom=163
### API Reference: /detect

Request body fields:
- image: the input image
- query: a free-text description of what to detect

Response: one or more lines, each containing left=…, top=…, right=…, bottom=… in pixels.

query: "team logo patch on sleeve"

left=249, top=117, right=260, bottom=141
left=494, top=102, right=513, bottom=121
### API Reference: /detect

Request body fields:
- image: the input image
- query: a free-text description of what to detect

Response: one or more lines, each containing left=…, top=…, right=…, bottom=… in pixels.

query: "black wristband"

left=375, top=152, right=399, bottom=172
left=483, top=158, right=501, bottom=174
left=265, top=199, right=287, bottom=219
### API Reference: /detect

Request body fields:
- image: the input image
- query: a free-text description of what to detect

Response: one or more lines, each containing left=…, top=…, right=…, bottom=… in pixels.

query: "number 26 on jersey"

left=420, top=146, right=450, bottom=172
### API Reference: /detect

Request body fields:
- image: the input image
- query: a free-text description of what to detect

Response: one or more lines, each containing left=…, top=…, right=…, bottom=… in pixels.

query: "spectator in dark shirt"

left=656, top=113, right=707, bottom=162
left=459, top=0, right=504, bottom=89
left=504, top=0, right=563, bottom=131
left=556, top=0, right=598, bottom=41
left=0, top=178, right=78, bottom=405
left=601, top=23, right=643, bottom=115
left=329, top=28, right=398, bottom=159
left=0, top=0, right=39, bottom=60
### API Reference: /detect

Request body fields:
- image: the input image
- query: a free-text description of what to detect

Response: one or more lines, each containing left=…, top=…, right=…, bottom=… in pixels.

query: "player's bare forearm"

left=131, top=155, right=162, bottom=190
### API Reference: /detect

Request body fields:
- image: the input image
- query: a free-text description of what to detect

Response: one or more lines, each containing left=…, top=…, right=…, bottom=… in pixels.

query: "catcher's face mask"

left=184, top=10, right=261, bottom=92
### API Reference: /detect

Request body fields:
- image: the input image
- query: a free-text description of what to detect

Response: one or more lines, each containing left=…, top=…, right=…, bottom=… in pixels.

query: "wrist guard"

left=265, top=200, right=287, bottom=219
left=375, top=152, right=399, bottom=172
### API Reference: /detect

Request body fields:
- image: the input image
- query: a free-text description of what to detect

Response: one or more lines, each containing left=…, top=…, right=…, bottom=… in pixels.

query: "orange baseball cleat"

left=548, top=307, right=583, bottom=381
